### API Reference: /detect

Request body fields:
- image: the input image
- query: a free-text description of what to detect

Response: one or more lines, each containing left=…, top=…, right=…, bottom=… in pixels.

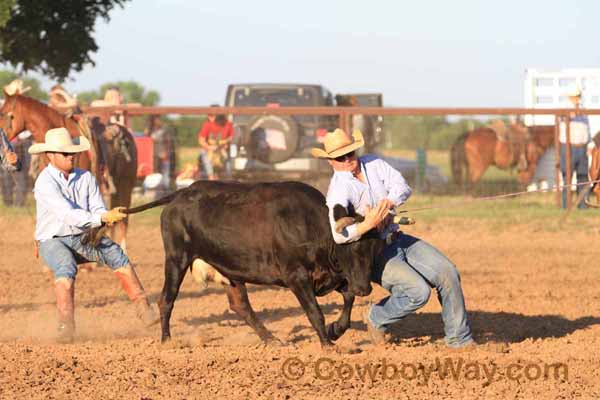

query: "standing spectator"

left=145, top=115, right=176, bottom=198
left=197, top=105, right=233, bottom=180
left=559, top=86, right=591, bottom=209
left=0, top=131, right=32, bottom=207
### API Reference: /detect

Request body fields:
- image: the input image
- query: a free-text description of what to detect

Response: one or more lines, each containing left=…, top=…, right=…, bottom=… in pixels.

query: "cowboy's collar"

left=47, top=163, right=80, bottom=182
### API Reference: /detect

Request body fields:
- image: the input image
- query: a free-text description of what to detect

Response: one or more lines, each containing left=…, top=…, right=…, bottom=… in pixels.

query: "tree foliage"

left=0, top=69, right=47, bottom=101
left=0, top=0, right=130, bottom=80
left=386, top=116, right=485, bottom=151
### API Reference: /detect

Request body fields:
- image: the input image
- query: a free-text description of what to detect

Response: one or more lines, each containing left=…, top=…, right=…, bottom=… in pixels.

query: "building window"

left=559, top=78, right=576, bottom=87
left=536, top=96, right=554, bottom=105
left=582, top=78, right=600, bottom=89
left=535, top=78, right=554, bottom=87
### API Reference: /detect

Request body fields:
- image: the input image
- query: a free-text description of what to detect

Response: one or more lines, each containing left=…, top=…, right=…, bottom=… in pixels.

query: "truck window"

left=232, top=88, right=318, bottom=107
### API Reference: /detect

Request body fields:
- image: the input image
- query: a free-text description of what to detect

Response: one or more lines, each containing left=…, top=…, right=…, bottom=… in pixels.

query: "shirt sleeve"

left=34, top=175, right=103, bottom=230
left=378, top=159, right=412, bottom=206
left=223, top=122, right=234, bottom=140
left=198, top=122, right=210, bottom=140
left=87, top=173, right=107, bottom=216
left=326, top=184, right=361, bottom=244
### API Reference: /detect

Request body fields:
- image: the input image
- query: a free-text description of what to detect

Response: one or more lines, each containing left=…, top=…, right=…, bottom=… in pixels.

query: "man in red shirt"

left=197, top=106, right=234, bottom=180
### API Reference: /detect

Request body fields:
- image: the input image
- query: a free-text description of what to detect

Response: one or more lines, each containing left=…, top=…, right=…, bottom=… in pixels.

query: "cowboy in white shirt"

left=559, top=86, right=591, bottom=209
left=30, top=128, right=158, bottom=343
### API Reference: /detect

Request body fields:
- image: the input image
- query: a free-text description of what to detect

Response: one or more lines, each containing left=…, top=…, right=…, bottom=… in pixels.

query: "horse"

left=451, top=123, right=554, bottom=190
left=0, top=93, right=137, bottom=251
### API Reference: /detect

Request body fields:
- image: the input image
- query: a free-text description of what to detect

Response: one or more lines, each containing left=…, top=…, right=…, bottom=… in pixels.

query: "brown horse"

left=451, top=124, right=554, bottom=190
left=0, top=93, right=137, bottom=250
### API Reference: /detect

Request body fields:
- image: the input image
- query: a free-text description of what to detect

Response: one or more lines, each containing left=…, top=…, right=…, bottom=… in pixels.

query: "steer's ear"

left=333, top=204, right=358, bottom=233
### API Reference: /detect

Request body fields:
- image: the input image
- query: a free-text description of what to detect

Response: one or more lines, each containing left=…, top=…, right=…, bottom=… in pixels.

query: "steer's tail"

left=124, top=191, right=181, bottom=214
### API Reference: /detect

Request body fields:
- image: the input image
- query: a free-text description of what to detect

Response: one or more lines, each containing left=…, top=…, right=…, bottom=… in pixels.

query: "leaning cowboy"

left=311, top=128, right=474, bottom=348
left=30, top=127, right=159, bottom=343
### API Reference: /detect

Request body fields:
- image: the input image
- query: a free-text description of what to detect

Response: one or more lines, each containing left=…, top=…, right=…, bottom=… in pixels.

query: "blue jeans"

left=39, top=235, right=130, bottom=281
left=560, top=144, right=589, bottom=209
left=368, top=234, right=473, bottom=347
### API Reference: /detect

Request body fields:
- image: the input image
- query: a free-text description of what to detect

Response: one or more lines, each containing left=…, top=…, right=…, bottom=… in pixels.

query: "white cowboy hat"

left=567, top=85, right=582, bottom=97
left=310, top=128, right=364, bottom=159
left=28, top=127, right=90, bottom=154
left=3, top=79, right=31, bottom=96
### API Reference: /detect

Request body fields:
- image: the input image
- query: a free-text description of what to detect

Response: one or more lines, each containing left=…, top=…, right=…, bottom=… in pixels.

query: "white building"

left=524, top=68, right=600, bottom=187
left=524, top=68, right=600, bottom=134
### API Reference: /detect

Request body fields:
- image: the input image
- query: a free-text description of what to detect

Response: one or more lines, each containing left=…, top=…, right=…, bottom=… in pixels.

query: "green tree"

left=0, top=0, right=130, bottom=80
left=0, top=69, right=47, bottom=101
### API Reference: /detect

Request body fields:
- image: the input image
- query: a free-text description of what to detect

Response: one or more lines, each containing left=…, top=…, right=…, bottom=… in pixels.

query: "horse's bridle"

left=0, top=99, right=17, bottom=137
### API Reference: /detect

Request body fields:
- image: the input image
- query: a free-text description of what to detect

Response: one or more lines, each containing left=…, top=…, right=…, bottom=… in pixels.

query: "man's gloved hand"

left=101, top=207, right=127, bottom=225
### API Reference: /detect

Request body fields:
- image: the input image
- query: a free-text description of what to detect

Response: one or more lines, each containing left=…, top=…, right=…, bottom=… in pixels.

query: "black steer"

left=125, top=180, right=385, bottom=347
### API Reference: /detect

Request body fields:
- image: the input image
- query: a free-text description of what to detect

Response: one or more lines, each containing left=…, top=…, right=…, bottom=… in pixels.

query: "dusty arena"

left=1, top=204, right=599, bottom=399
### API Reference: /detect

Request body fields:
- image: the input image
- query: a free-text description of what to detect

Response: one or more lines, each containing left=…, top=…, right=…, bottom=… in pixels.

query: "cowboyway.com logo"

left=280, top=356, right=568, bottom=384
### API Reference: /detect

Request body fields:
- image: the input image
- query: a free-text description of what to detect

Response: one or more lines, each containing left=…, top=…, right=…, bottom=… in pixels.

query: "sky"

left=31, top=0, right=600, bottom=107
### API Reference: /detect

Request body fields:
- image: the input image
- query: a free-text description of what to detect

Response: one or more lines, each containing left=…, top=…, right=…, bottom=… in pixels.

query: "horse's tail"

left=450, top=132, right=469, bottom=186
left=124, top=191, right=181, bottom=214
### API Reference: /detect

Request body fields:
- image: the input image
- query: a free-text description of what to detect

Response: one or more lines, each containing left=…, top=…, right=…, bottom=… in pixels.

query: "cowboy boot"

left=54, top=278, right=75, bottom=344
left=114, top=265, right=160, bottom=327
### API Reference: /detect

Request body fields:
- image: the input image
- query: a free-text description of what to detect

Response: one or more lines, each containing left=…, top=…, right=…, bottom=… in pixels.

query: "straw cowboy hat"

left=50, top=87, right=78, bottom=108
left=3, top=79, right=31, bottom=96
left=90, top=87, right=123, bottom=107
left=310, top=128, right=364, bottom=159
left=28, top=127, right=90, bottom=154
left=567, top=85, right=582, bottom=97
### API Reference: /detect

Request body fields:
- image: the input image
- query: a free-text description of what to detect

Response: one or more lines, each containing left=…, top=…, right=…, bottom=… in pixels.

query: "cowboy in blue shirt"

left=30, top=127, right=159, bottom=343
left=312, top=129, right=474, bottom=348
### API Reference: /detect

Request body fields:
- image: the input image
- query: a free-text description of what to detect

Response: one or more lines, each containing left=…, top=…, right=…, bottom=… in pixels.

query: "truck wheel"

left=244, top=115, right=299, bottom=164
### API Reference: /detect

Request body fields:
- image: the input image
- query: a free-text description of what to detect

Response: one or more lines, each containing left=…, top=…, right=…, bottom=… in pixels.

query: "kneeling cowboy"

left=30, top=128, right=159, bottom=343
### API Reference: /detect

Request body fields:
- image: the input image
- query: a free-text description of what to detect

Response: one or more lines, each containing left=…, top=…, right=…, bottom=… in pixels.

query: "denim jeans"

left=560, top=144, right=589, bottom=209
left=368, top=234, right=473, bottom=347
left=39, top=235, right=129, bottom=281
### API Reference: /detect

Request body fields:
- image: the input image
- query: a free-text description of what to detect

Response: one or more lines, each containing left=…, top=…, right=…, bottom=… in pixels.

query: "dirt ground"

left=0, top=212, right=599, bottom=400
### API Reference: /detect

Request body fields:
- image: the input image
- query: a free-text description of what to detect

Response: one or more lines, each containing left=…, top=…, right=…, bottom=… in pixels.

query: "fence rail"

left=83, top=105, right=595, bottom=208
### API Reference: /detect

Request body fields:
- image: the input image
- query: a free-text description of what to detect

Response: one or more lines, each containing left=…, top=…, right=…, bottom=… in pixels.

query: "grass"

left=382, top=148, right=518, bottom=182
left=4, top=190, right=597, bottom=232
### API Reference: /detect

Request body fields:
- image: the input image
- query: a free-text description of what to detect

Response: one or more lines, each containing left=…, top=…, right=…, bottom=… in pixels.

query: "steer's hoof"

left=160, top=335, right=171, bottom=344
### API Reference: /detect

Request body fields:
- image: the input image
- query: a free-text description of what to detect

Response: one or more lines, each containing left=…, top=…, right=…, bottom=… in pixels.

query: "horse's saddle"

left=489, top=120, right=532, bottom=168
left=488, top=120, right=530, bottom=144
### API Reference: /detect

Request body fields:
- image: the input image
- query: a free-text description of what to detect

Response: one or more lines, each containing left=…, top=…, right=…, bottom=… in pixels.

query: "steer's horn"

left=335, top=217, right=356, bottom=233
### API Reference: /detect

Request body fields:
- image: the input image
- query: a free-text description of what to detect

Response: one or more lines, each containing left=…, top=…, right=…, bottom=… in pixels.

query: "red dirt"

left=0, top=214, right=599, bottom=399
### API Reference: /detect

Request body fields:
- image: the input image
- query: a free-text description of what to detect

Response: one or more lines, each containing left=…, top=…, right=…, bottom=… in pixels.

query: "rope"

left=396, top=179, right=600, bottom=214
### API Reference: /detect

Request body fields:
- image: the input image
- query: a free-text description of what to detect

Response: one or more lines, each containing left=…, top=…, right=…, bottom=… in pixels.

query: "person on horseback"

left=197, top=105, right=233, bottom=180
left=48, top=84, right=80, bottom=116
left=30, top=127, right=159, bottom=343
left=560, top=86, right=591, bottom=209
left=311, top=128, right=475, bottom=348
